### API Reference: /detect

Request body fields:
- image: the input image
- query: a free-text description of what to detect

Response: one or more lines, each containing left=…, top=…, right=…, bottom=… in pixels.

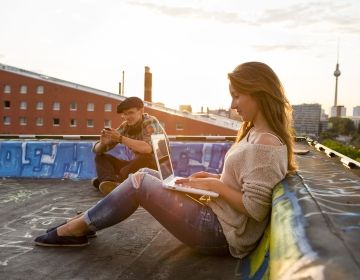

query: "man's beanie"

left=117, top=97, right=144, bottom=113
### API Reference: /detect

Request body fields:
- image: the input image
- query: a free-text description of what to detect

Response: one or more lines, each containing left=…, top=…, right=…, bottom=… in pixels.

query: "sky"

left=1, top=0, right=360, bottom=115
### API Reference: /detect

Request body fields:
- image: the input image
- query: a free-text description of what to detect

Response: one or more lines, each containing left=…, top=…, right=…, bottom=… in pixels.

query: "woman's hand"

left=189, top=171, right=220, bottom=179
left=175, top=177, right=222, bottom=193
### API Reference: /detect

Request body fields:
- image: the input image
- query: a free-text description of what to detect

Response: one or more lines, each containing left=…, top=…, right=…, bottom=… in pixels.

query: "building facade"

left=0, top=63, right=239, bottom=136
left=353, top=106, right=360, bottom=117
left=331, top=105, right=346, bottom=117
left=293, top=103, right=322, bottom=137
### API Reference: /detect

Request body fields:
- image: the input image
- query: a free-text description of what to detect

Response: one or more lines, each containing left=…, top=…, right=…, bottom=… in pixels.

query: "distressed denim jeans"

left=84, top=168, right=229, bottom=255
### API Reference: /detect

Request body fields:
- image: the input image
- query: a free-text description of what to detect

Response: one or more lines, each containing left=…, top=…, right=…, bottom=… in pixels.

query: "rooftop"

left=0, top=138, right=359, bottom=279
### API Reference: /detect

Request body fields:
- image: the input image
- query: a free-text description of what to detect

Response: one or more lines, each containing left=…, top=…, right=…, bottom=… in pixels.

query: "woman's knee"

left=136, top=168, right=160, bottom=179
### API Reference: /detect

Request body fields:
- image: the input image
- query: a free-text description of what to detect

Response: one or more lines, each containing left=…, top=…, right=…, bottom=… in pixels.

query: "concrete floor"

left=0, top=179, right=240, bottom=280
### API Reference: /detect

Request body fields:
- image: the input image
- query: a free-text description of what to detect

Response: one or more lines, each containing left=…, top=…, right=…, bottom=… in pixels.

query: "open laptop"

left=151, top=134, right=219, bottom=198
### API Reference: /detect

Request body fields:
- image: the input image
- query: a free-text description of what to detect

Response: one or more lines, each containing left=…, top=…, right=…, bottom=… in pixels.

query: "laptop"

left=151, top=134, right=219, bottom=198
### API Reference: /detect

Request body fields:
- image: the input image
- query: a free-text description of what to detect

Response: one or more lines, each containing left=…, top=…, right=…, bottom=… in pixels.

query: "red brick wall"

left=0, top=70, right=236, bottom=136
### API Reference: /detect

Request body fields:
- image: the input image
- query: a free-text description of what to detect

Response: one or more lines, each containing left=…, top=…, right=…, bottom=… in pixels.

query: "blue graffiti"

left=0, top=141, right=232, bottom=179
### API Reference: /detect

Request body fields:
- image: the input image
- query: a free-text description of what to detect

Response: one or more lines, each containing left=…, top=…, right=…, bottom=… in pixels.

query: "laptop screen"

left=151, top=134, right=174, bottom=181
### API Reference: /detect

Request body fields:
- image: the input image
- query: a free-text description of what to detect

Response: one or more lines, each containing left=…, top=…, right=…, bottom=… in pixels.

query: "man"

left=92, top=96, right=166, bottom=195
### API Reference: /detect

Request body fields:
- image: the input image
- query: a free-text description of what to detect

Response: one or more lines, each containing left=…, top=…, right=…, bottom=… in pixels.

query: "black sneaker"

left=91, top=177, right=100, bottom=189
left=35, top=229, right=89, bottom=247
left=46, top=222, right=97, bottom=238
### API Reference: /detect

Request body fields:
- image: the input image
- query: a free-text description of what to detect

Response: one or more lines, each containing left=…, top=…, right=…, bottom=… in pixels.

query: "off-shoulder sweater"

left=208, top=134, right=288, bottom=258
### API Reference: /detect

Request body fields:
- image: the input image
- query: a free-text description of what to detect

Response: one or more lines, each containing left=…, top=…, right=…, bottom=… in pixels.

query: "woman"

left=35, top=62, right=297, bottom=258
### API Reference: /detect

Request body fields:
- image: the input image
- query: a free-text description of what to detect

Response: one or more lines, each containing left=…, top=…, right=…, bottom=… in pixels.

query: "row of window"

left=2, top=116, right=183, bottom=130
left=3, top=85, right=44, bottom=94
left=3, top=116, right=111, bottom=128
left=3, top=101, right=113, bottom=111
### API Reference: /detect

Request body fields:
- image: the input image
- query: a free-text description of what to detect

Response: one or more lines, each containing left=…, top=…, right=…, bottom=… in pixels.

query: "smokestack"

left=144, top=66, right=152, bottom=103
left=118, top=71, right=125, bottom=96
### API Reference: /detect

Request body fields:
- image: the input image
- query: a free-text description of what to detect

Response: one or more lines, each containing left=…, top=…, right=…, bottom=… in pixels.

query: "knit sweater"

left=208, top=134, right=288, bottom=258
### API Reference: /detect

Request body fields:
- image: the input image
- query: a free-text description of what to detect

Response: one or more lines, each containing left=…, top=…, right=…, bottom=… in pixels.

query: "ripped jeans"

left=84, top=168, right=229, bottom=255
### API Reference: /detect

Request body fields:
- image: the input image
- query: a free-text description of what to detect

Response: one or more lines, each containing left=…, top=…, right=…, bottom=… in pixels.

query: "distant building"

left=348, top=116, right=360, bottom=129
left=208, top=108, right=229, bottom=118
left=331, top=105, right=346, bottom=117
left=353, top=106, right=360, bottom=116
left=179, top=104, right=192, bottom=113
left=292, top=104, right=322, bottom=137
left=320, top=109, right=329, bottom=133
left=0, top=63, right=239, bottom=136
left=229, top=109, right=242, bottom=121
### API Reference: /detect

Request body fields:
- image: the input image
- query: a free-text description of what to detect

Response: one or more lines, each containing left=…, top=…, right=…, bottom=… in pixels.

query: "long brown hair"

left=228, top=62, right=297, bottom=172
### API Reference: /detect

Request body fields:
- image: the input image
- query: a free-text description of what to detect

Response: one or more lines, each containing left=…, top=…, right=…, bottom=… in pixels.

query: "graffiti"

left=170, top=142, right=231, bottom=177
left=0, top=189, right=48, bottom=204
left=0, top=203, right=79, bottom=266
left=0, top=141, right=232, bottom=179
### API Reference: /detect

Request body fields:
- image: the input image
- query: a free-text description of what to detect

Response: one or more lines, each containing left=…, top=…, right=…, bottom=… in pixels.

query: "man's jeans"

left=84, top=168, right=229, bottom=255
left=95, top=153, right=157, bottom=183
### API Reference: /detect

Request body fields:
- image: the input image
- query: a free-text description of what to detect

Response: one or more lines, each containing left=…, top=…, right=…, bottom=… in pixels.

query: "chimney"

left=144, top=66, right=152, bottom=103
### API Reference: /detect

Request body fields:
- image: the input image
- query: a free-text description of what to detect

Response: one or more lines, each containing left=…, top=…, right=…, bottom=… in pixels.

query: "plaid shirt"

left=116, top=113, right=165, bottom=154
left=93, top=114, right=165, bottom=156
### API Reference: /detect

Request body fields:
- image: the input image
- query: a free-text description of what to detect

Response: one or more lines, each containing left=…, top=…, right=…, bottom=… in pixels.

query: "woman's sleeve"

left=241, top=164, right=283, bottom=222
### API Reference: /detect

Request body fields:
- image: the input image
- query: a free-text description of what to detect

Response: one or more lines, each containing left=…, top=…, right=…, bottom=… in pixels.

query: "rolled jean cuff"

left=83, top=209, right=98, bottom=232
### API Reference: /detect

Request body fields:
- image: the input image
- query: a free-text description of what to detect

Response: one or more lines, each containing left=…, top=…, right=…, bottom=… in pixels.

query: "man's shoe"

left=34, top=229, right=89, bottom=247
left=46, top=222, right=97, bottom=238
left=91, top=177, right=100, bottom=189
left=99, top=181, right=119, bottom=195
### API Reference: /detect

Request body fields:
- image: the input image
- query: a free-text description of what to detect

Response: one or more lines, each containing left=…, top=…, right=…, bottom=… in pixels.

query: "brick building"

left=0, top=63, right=239, bottom=136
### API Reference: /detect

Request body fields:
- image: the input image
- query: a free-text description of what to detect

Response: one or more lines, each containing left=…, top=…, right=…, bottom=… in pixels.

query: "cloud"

left=128, top=1, right=248, bottom=24
left=252, top=44, right=308, bottom=52
left=128, top=1, right=360, bottom=34
left=0, top=54, right=5, bottom=59
left=256, top=1, right=360, bottom=34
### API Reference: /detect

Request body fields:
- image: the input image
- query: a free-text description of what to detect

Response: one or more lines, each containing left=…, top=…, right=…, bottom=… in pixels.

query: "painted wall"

left=0, top=140, right=232, bottom=179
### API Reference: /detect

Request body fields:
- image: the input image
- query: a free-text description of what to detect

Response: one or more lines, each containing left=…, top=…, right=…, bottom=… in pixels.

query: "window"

left=20, top=85, right=27, bottom=94
left=53, top=118, right=60, bottom=126
left=70, top=102, right=77, bottom=111
left=104, top=103, right=112, bottom=112
left=3, top=116, right=11, bottom=125
left=104, top=119, right=111, bottom=128
left=87, top=119, right=94, bottom=127
left=4, top=101, right=10, bottom=109
left=20, top=117, right=27, bottom=126
left=36, top=85, right=44, bottom=94
left=53, top=102, right=60, bottom=111
left=4, top=85, right=11, bottom=93
left=176, top=123, right=184, bottom=130
left=87, top=103, right=94, bottom=111
left=36, top=117, right=44, bottom=126
left=36, top=101, right=44, bottom=110
left=20, top=101, right=27, bottom=110
left=70, top=119, right=77, bottom=127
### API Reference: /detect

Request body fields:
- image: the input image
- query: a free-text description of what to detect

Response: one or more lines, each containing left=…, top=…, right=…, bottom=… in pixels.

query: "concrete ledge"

left=0, top=140, right=232, bottom=179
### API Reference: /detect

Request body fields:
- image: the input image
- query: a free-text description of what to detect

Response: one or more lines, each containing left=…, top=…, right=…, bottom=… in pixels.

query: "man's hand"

left=100, top=128, right=121, bottom=145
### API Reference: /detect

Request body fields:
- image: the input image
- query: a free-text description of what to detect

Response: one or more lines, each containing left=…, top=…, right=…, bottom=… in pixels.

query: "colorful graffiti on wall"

left=0, top=141, right=233, bottom=179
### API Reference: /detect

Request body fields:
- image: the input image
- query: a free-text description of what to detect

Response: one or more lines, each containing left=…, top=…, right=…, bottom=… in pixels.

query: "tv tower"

left=333, top=46, right=341, bottom=107
left=330, top=42, right=346, bottom=117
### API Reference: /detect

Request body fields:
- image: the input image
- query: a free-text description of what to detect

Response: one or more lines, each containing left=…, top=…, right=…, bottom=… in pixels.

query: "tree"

left=328, top=117, right=356, bottom=135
